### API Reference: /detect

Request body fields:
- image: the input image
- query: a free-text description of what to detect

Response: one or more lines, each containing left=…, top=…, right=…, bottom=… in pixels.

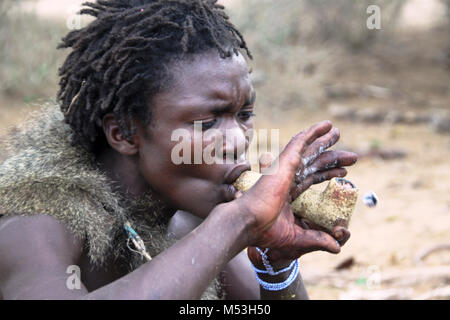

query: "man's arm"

left=168, top=210, right=310, bottom=300
left=169, top=210, right=259, bottom=299
left=0, top=215, right=86, bottom=299
left=0, top=206, right=249, bottom=300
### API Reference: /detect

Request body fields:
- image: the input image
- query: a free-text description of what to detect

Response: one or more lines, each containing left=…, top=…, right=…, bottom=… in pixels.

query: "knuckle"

left=291, top=134, right=306, bottom=147
left=285, top=153, right=301, bottom=169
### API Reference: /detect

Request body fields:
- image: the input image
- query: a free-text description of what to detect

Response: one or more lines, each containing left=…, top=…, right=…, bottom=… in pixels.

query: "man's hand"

left=231, top=121, right=357, bottom=264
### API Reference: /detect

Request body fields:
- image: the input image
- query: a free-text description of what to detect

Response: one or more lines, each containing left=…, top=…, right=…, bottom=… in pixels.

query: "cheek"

left=138, top=136, right=225, bottom=215
left=137, top=132, right=180, bottom=187
left=168, top=130, right=215, bottom=165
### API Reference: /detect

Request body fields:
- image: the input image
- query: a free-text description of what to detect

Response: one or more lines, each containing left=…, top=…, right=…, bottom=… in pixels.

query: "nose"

left=222, top=120, right=250, bottom=163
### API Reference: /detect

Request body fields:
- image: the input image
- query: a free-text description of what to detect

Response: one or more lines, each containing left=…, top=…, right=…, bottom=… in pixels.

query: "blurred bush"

left=0, top=0, right=66, bottom=102
left=232, top=0, right=407, bottom=53
left=0, top=0, right=447, bottom=111
left=230, top=0, right=407, bottom=111
left=228, top=0, right=450, bottom=114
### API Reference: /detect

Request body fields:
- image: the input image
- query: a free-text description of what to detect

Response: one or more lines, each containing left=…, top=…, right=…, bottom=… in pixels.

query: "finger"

left=294, top=226, right=341, bottom=254
left=300, top=127, right=340, bottom=168
left=332, top=226, right=351, bottom=246
left=296, top=151, right=358, bottom=183
left=245, top=121, right=333, bottom=212
left=297, top=218, right=329, bottom=233
left=259, top=152, right=275, bottom=174
left=260, top=121, right=333, bottom=191
left=281, top=121, right=333, bottom=169
left=301, top=120, right=334, bottom=146
left=290, top=168, right=347, bottom=200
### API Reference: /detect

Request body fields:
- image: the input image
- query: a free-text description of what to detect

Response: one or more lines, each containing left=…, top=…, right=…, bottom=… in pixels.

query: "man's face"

left=136, top=51, right=256, bottom=218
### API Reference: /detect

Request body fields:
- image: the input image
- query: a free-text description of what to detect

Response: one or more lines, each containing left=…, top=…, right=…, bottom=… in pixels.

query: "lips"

left=224, top=161, right=251, bottom=185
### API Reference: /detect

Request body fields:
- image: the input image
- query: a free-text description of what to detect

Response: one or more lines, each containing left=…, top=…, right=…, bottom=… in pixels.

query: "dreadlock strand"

left=116, top=73, right=142, bottom=97
left=81, top=2, right=109, bottom=14
left=112, top=58, right=135, bottom=86
left=100, top=90, right=116, bottom=111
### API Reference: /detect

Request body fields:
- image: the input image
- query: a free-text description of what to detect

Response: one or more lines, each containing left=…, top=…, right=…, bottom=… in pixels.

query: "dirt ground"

left=1, top=0, right=449, bottom=300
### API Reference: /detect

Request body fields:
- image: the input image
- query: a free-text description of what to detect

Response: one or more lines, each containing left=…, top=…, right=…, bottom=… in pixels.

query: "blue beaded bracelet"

left=252, top=260, right=297, bottom=275
left=255, top=247, right=275, bottom=274
left=253, top=259, right=299, bottom=291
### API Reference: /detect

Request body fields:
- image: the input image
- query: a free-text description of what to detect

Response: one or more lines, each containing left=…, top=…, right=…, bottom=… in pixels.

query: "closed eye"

left=238, top=111, right=256, bottom=121
left=200, top=119, right=217, bottom=131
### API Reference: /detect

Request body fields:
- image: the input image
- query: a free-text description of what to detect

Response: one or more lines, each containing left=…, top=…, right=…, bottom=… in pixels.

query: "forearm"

left=84, top=205, right=249, bottom=299
left=220, top=251, right=260, bottom=299
left=168, top=211, right=260, bottom=300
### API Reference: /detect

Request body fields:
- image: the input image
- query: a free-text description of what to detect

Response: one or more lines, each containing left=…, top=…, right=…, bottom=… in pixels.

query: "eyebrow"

left=210, top=91, right=256, bottom=114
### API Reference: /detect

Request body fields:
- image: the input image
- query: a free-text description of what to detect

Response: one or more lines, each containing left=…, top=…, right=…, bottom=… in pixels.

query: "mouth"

left=223, top=161, right=251, bottom=185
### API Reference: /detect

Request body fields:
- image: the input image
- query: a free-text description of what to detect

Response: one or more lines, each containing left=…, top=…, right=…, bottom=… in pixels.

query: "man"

left=0, top=0, right=357, bottom=299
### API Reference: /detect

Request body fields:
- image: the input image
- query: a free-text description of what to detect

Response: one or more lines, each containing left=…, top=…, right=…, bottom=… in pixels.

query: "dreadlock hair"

left=57, top=0, right=252, bottom=152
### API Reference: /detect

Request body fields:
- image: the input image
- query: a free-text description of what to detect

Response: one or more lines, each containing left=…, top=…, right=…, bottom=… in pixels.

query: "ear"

left=102, top=113, right=139, bottom=156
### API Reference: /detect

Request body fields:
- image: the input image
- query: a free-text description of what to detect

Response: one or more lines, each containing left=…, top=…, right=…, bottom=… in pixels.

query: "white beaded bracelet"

left=251, top=247, right=299, bottom=291
left=252, top=259, right=299, bottom=291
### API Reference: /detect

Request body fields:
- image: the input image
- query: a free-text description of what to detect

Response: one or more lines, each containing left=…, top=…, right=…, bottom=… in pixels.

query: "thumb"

left=259, top=152, right=275, bottom=174
left=295, top=227, right=341, bottom=255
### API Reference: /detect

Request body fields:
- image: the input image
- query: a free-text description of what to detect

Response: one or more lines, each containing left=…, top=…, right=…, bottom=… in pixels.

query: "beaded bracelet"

left=251, top=247, right=299, bottom=291
left=254, top=247, right=275, bottom=275
left=252, top=260, right=297, bottom=276
left=254, top=247, right=298, bottom=276
left=253, top=259, right=299, bottom=291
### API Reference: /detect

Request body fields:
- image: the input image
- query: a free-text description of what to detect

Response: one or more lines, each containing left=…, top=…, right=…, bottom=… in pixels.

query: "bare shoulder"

left=0, top=214, right=85, bottom=299
left=0, top=214, right=84, bottom=264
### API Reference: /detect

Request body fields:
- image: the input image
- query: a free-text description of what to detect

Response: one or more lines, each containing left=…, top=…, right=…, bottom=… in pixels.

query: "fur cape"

left=0, top=104, right=220, bottom=299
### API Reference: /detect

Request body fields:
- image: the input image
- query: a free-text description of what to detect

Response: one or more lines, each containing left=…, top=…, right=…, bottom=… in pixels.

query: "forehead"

left=150, top=51, right=252, bottom=121
left=172, top=51, right=250, bottom=90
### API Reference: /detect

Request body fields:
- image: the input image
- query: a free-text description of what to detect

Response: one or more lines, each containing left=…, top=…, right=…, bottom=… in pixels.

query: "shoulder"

left=0, top=214, right=84, bottom=299
left=0, top=214, right=84, bottom=261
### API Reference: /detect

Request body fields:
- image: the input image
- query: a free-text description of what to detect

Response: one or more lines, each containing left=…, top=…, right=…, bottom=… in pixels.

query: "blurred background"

left=0, top=0, right=449, bottom=299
